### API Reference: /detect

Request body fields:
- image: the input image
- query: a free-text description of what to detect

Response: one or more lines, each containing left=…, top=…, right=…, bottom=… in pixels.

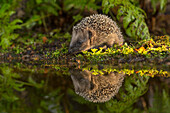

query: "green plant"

left=103, top=73, right=149, bottom=113
left=23, top=0, right=61, bottom=29
left=64, top=0, right=99, bottom=12
left=149, top=88, right=170, bottom=113
left=0, top=67, right=25, bottom=102
left=0, top=3, right=22, bottom=49
left=52, top=49, right=60, bottom=57
left=102, top=0, right=150, bottom=40
left=151, top=0, right=167, bottom=14
left=78, top=36, right=170, bottom=62
left=83, top=65, right=169, bottom=77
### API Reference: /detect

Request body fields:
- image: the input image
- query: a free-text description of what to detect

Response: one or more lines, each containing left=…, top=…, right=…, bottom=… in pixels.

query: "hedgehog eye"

left=77, top=39, right=83, bottom=45
left=88, top=30, right=92, bottom=39
left=77, top=40, right=82, bottom=44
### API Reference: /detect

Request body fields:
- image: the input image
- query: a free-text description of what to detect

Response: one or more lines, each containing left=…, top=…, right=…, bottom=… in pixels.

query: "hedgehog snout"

left=68, top=48, right=72, bottom=54
left=68, top=44, right=78, bottom=54
left=68, top=46, right=76, bottom=54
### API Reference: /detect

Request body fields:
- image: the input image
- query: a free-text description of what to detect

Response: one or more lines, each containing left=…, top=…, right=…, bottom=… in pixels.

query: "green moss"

left=76, top=36, right=170, bottom=62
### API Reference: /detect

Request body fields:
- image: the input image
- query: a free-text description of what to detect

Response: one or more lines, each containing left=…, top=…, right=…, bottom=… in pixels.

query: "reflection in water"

left=0, top=63, right=169, bottom=112
left=70, top=69, right=125, bottom=103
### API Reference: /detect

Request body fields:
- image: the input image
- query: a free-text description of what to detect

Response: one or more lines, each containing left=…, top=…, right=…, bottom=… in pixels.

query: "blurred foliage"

left=0, top=66, right=25, bottom=102
left=24, top=0, right=61, bottom=29
left=148, top=88, right=170, bottom=113
left=0, top=66, right=43, bottom=112
left=151, top=0, right=167, bottom=14
left=0, top=3, right=22, bottom=49
left=64, top=0, right=100, bottom=11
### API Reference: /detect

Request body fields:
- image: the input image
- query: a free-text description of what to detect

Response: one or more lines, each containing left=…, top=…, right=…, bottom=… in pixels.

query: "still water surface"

left=0, top=63, right=169, bottom=113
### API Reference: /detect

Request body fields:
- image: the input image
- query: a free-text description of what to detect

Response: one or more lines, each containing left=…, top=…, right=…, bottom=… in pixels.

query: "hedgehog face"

left=68, top=28, right=93, bottom=54
left=70, top=70, right=92, bottom=92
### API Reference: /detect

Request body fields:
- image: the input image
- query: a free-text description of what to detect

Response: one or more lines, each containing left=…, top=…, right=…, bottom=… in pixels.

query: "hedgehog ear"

left=88, top=30, right=92, bottom=39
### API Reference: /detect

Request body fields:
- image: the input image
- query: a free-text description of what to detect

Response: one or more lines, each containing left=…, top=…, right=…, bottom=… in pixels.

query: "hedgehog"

left=69, top=14, right=124, bottom=53
left=70, top=69, right=125, bottom=103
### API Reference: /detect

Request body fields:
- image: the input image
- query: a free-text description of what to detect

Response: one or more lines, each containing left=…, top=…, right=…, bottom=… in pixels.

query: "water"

left=0, top=62, right=169, bottom=113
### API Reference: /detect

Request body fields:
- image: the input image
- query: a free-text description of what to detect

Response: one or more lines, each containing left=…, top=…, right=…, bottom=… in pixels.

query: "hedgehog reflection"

left=70, top=69, right=125, bottom=103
